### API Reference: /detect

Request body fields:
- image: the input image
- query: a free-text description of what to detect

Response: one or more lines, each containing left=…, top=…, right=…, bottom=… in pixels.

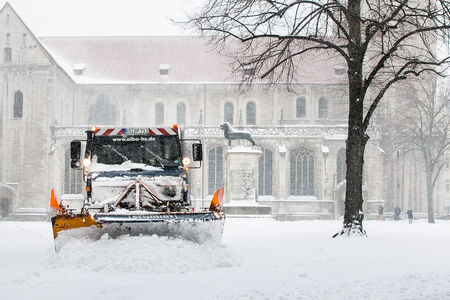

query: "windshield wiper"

left=141, top=146, right=164, bottom=168
left=105, top=145, right=129, bottom=162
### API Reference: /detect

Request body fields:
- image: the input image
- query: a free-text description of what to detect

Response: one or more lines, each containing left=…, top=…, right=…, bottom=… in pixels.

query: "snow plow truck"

left=51, top=125, right=225, bottom=246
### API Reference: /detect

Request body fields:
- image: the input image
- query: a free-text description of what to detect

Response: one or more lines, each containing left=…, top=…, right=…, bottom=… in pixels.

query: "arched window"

left=208, top=146, right=224, bottom=195
left=319, top=97, right=328, bottom=119
left=258, top=147, right=273, bottom=195
left=296, top=97, right=306, bottom=118
left=224, top=102, right=233, bottom=125
left=290, top=147, right=315, bottom=196
left=155, top=103, right=164, bottom=125
left=88, top=94, right=116, bottom=125
left=246, top=101, right=256, bottom=125
left=64, top=147, right=82, bottom=194
left=336, top=148, right=346, bottom=184
left=177, top=103, right=186, bottom=125
left=3, top=47, right=11, bottom=63
left=13, top=91, right=23, bottom=118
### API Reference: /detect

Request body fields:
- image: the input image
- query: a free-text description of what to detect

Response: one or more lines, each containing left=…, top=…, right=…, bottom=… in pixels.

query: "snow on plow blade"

left=52, top=211, right=225, bottom=250
left=51, top=188, right=225, bottom=250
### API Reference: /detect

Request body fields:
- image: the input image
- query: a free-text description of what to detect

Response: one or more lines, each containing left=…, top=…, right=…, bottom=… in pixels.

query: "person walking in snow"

left=394, top=206, right=401, bottom=221
left=378, top=204, right=384, bottom=221
left=407, top=209, right=413, bottom=224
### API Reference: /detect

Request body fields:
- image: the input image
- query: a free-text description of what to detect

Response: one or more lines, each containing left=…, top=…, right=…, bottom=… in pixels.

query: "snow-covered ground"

left=1, top=218, right=449, bottom=300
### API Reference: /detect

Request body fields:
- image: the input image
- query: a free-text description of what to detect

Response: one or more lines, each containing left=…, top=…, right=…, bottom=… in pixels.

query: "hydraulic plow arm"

left=113, top=180, right=162, bottom=209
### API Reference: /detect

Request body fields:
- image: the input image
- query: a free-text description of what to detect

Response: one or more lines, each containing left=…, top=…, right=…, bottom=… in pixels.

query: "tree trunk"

left=426, top=169, right=435, bottom=223
left=344, top=122, right=366, bottom=225
left=341, top=74, right=368, bottom=235
left=335, top=58, right=368, bottom=236
left=333, top=0, right=368, bottom=237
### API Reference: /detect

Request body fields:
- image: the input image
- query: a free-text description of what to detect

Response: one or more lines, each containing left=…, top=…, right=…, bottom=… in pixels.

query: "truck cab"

left=70, top=126, right=203, bottom=213
left=51, top=125, right=223, bottom=243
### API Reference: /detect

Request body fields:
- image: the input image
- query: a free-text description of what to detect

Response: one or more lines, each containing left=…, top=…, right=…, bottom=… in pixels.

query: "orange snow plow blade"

left=51, top=214, right=100, bottom=239
left=51, top=211, right=224, bottom=240
left=51, top=188, right=225, bottom=246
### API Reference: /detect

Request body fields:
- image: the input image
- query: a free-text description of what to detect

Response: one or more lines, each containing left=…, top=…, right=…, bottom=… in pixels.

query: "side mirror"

left=70, top=141, right=81, bottom=169
left=192, top=143, right=203, bottom=161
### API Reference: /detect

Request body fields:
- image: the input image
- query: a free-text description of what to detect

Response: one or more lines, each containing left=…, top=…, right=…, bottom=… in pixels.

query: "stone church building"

left=0, top=3, right=448, bottom=220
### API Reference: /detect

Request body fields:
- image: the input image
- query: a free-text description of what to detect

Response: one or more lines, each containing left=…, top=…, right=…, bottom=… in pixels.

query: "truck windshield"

left=91, top=135, right=182, bottom=168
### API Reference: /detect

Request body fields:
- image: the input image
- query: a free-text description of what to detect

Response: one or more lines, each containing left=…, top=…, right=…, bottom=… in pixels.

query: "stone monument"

left=220, top=123, right=271, bottom=216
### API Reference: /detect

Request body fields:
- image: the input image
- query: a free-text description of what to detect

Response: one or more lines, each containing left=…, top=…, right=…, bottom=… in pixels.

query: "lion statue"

left=220, top=122, right=256, bottom=146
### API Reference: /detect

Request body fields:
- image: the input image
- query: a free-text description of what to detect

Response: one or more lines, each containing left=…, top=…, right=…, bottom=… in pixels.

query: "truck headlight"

left=182, top=157, right=191, bottom=167
left=82, top=158, right=91, bottom=168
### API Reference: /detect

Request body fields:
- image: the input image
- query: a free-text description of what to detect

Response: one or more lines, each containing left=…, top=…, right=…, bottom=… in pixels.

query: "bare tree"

left=393, top=80, right=450, bottom=223
left=188, top=0, right=450, bottom=235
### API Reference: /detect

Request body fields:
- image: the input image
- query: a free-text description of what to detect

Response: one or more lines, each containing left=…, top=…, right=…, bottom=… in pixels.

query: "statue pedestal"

left=223, top=146, right=272, bottom=216
left=225, top=146, right=261, bottom=202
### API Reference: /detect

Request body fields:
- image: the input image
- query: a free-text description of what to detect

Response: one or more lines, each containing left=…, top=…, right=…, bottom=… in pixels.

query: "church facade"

left=0, top=3, right=448, bottom=220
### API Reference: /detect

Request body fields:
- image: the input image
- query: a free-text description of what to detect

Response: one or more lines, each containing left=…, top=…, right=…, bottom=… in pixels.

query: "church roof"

left=1, top=2, right=346, bottom=85
left=40, top=36, right=346, bottom=85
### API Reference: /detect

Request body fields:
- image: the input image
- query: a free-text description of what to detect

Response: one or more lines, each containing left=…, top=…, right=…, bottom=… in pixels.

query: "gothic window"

left=337, top=148, right=346, bottom=184
left=246, top=101, right=256, bottom=125
left=224, top=102, right=233, bottom=125
left=290, top=147, right=315, bottom=196
left=13, top=91, right=23, bottom=118
left=3, top=47, right=11, bottom=63
left=296, top=97, right=306, bottom=118
left=88, top=94, right=116, bottom=125
left=177, top=103, right=186, bottom=125
left=258, top=147, right=273, bottom=195
left=208, top=146, right=224, bottom=195
left=64, top=147, right=82, bottom=194
left=155, top=103, right=164, bottom=125
left=319, top=97, right=328, bottom=119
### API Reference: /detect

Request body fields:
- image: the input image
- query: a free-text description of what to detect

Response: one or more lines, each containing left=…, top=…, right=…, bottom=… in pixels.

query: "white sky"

left=2, top=0, right=448, bottom=78
left=0, top=0, right=206, bottom=36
